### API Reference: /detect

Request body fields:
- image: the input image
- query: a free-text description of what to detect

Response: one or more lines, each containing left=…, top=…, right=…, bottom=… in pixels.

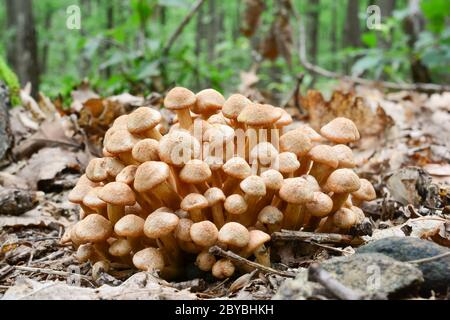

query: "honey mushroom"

left=276, top=152, right=300, bottom=178
left=164, top=87, right=196, bottom=130
left=179, top=159, right=211, bottom=193
left=238, top=230, right=271, bottom=267
left=104, top=129, right=140, bottom=165
left=279, top=177, right=314, bottom=230
left=351, top=178, right=376, bottom=207
left=224, top=194, right=248, bottom=223
left=257, top=206, right=284, bottom=234
left=204, top=124, right=235, bottom=164
left=307, top=145, right=339, bottom=185
left=82, top=187, right=107, bottom=217
left=127, top=106, right=163, bottom=140
left=196, top=251, right=217, bottom=272
left=193, top=88, right=225, bottom=119
left=175, top=218, right=201, bottom=254
left=254, top=169, right=283, bottom=214
left=279, top=128, right=313, bottom=175
left=85, top=158, right=109, bottom=183
left=332, top=207, right=358, bottom=233
left=320, top=117, right=360, bottom=144
left=249, top=142, right=279, bottom=174
left=271, top=107, right=292, bottom=148
left=97, top=182, right=136, bottom=225
left=204, top=187, right=226, bottom=228
left=180, top=193, right=209, bottom=222
left=204, top=156, right=224, bottom=188
left=221, top=94, right=250, bottom=129
left=222, top=157, right=252, bottom=195
left=131, top=139, right=160, bottom=163
left=238, top=175, right=266, bottom=227
left=114, top=214, right=145, bottom=252
left=218, top=222, right=250, bottom=251
left=212, top=259, right=235, bottom=279
left=132, top=247, right=165, bottom=272
left=207, top=113, right=229, bottom=126
left=189, top=220, right=219, bottom=249
left=68, top=174, right=99, bottom=214
left=332, top=144, right=356, bottom=169
left=303, top=191, right=333, bottom=232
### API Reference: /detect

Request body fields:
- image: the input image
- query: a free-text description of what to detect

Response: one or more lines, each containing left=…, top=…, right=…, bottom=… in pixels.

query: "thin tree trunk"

left=330, top=0, right=338, bottom=70
left=307, top=0, right=320, bottom=65
left=105, top=1, right=114, bottom=78
left=195, top=5, right=205, bottom=89
left=40, top=8, right=53, bottom=75
left=344, top=0, right=361, bottom=73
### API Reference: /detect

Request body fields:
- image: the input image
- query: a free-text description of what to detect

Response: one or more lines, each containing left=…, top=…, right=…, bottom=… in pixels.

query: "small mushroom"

left=180, top=159, right=212, bottom=193
left=164, top=87, right=196, bottom=130
left=279, top=178, right=314, bottom=230
left=304, top=192, right=333, bottom=231
left=320, top=117, right=360, bottom=144
left=307, top=145, right=339, bottom=185
left=222, top=94, right=250, bottom=128
left=85, top=158, right=109, bottom=183
left=114, top=214, right=145, bottom=251
left=196, top=251, right=217, bottom=272
left=127, top=107, right=162, bottom=140
left=238, top=230, right=271, bottom=266
left=133, top=247, right=165, bottom=272
left=132, top=139, right=160, bottom=163
left=238, top=175, right=266, bottom=226
left=180, top=193, right=209, bottom=222
left=212, top=259, right=235, bottom=279
left=218, top=222, right=250, bottom=250
left=279, top=128, right=312, bottom=175
left=332, top=144, right=356, bottom=168
left=222, top=157, right=251, bottom=195
left=82, top=187, right=107, bottom=217
left=68, top=174, right=98, bottom=214
left=351, top=178, right=376, bottom=206
left=104, top=129, right=140, bottom=165
left=224, top=194, right=248, bottom=222
left=257, top=206, right=283, bottom=234
left=276, top=152, right=300, bottom=178
left=190, top=220, right=219, bottom=247
left=204, top=187, right=226, bottom=228
left=74, top=214, right=113, bottom=244
left=193, top=88, right=225, bottom=119
left=97, top=182, right=136, bottom=225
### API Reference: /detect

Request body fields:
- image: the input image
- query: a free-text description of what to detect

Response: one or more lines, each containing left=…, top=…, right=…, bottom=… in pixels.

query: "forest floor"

left=0, top=82, right=449, bottom=300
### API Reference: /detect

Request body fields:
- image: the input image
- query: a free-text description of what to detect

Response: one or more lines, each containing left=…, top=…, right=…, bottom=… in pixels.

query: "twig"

left=14, top=266, right=91, bottom=280
left=208, top=246, right=296, bottom=278
left=0, top=265, right=14, bottom=280
left=308, top=263, right=363, bottom=300
left=282, top=73, right=305, bottom=110
left=162, top=0, right=207, bottom=56
left=296, top=17, right=450, bottom=92
left=271, top=230, right=363, bottom=245
left=407, top=251, right=450, bottom=264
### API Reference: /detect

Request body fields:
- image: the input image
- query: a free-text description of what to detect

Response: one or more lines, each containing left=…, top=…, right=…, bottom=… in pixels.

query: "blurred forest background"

left=0, top=0, right=449, bottom=103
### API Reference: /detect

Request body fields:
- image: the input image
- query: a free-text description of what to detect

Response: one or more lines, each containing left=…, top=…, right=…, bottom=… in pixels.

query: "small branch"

left=407, top=251, right=450, bottom=264
left=282, top=73, right=305, bottom=112
left=15, top=266, right=92, bottom=281
left=308, top=263, right=363, bottom=300
left=271, top=230, right=364, bottom=245
left=296, top=18, right=450, bottom=92
left=162, top=0, right=207, bottom=56
left=208, top=246, right=296, bottom=278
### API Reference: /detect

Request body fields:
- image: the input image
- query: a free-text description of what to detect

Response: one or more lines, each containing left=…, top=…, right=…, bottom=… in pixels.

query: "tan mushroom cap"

left=175, top=218, right=194, bottom=242
left=352, top=178, right=376, bottom=201
left=279, top=178, right=314, bottom=204
left=179, top=159, right=212, bottom=184
left=308, top=145, right=339, bottom=168
left=258, top=206, right=283, bottom=225
left=351, top=206, right=365, bottom=224
left=133, top=247, right=165, bottom=271
left=133, top=161, right=170, bottom=192
left=333, top=207, right=357, bottom=229
left=212, top=259, right=235, bottom=279
left=303, top=174, right=321, bottom=191
left=104, top=157, right=126, bottom=177
left=296, top=125, right=322, bottom=142
left=189, top=118, right=211, bottom=137
left=320, top=117, right=360, bottom=143
left=224, top=194, right=247, bottom=215
left=174, top=208, right=189, bottom=219
left=164, top=87, right=196, bottom=110
left=260, top=169, right=284, bottom=190
left=144, top=211, right=179, bottom=238
left=204, top=187, right=226, bottom=206
left=69, top=175, right=97, bottom=204
left=158, top=130, right=201, bottom=166
left=237, top=103, right=281, bottom=127
left=306, top=192, right=333, bottom=217
left=250, top=142, right=279, bottom=165
left=109, top=238, right=132, bottom=256
left=332, top=144, right=356, bottom=168
left=83, top=187, right=106, bottom=209
left=240, top=175, right=266, bottom=197
left=85, top=158, right=108, bottom=182
left=223, top=157, right=251, bottom=179
left=323, top=169, right=361, bottom=194
left=98, top=182, right=136, bottom=206
left=243, top=230, right=271, bottom=253
left=112, top=115, right=129, bottom=130
left=196, top=251, right=216, bottom=271
left=114, top=214, right=145, bottom=237
left=218, top=222, right=250, bottom=248
left=115, top=165, right=137, bottom=185
left=204, top=124, right=234, bottom=146
left=222, top=94, right=250, bottom=120
left=207, top=113, right=229, bottom=125
left=279, top=129, right=312, bottom=157
left=204, top=156, right=224, bottom=171
left=180, top=193, right=209, bottom=211
left=190, top=221, right=219, bottom=247
left=105, top=129, right=139, bottom=154
left=274, top=108, right=293, bottom=127
left=193, top=88, right=225, bottom=115
left=125, top=202, right=146, bottom=217
left=127, top=107, right=162, bottom=133
left=277, top=152, right=300, bottom=174
left=132, top=139, right=159, bottom=163
left=75, top=214, right=113, bottom=243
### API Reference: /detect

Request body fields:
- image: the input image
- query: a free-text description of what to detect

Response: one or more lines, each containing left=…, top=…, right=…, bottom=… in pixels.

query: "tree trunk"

left=195, top=5, right=205, bottom=89
left=6, top=0, right=40, bottom=98
left=330, top=0, right=338, bottom=70
left=344, top=0, right=361, bottom=72
left=105, top=1, right=115, bottom=79
left=307, top=0, right=320, bottom=64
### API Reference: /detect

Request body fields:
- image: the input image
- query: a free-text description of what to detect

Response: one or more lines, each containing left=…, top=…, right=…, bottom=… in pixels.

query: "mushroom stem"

left=107, top=204, right=125, bottom=225
left=211, top=171, right=223, bottom=188
left=309, top=163, right=334, bottom=185
left=283, top=204, right=305, bottom=230
left=194, top=181, right=209, bottom=194
left=270, top=125, right=280, bottom=150
left=222, top=176, right=239, bottom=195
left=296, top=157, right=311, bottom=176
left=304, top=215, right=322, bottom=232
left=143, top=127, right=162, bottom=141
left=160, top=234, right=181, bottom=265
left=152, top=181, right=181, bottom=208
left=190, top=208, right=205, bottom=222
left=176, top=108, right=193, bottom=130
left=80, top=204, right=95, bottom=215
left=211, top=204, right=225, bottom=229
left=330, top=193, right=350, bottom=213
left=118, top=151, right=139, bottom=165
left=254, top=190, right=276, bottom=216
left=239, top=195, right=260, bottom=226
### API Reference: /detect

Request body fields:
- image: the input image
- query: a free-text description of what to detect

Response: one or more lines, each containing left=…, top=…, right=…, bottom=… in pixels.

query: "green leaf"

left=362, top=32, right=378, bottom=48
left=136, top=61, right=160, bottom=79
left=351, top=55, right=383, bottom=75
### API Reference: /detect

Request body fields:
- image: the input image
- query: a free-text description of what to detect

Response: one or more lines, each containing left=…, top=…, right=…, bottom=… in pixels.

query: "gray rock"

left=357, top=237, right=450, bottom=292
left=274, top=253, right=423, bottom=300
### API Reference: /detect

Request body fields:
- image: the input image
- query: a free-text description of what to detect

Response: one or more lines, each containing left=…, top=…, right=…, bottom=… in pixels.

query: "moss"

left=0, top=56, right=20, bottom=106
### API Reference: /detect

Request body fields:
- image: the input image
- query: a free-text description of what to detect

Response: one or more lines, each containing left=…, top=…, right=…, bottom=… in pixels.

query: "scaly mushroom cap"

left=179, top=159, right=212, bottom=184
left=250, top=142, right=279, bottom=165
left=306, top=192, right=333, bottom=217
left=109, top=238, right=132, bottom=256
left=105, top=129, right=139, bottom=154
left=83, top=187, right=106, bottom=210
left=98, top=182, right=136, bottom=206
left=104, top=157, right=125, bottom=178
left=193, top=88, right=225, bottom=115
left=240, top=175, right=266, bottom=197
left=260, top=169, right=284, bottom=190
left=352, top=178, right=376, bottom=202
left=308, top=145, right=339, bottom=168
left=133, top=161, right=170, bottom=192
left=237, top=103, right=281, bottom=127
left=274, top=108, right=293, bottom=128
left=133, top=247, right=165, bottom=271
left=132, top=139, right=159, bottom=163
left=68, top=175, right=98, bottom=204
left=323, top=169, right=361, bottom=194
left=279, top=129, right=312, bottom=157
left=333, top=207, right=357, bottom=229
left=112, top=115, right=129, bottom=129
left=175, top=218, right=194, bottom=242
left=75, top=214, right=113, bottom=243
left=279, top=178, right=314, bottom=204
left=114, top=214, right=145, bottom=237
left=204, top=187, right=226, bottom=206
left=320, top=117, right=360, bottom=143
left=277, top=152, right=300, bottom=174
left=127, top=107, right=162, bottom=133
left=196, top=251, right=216, bottom=271
left=207, top=113, right=229, bottom=125
left=224, top=194, right=247, bottom=215
left=212, top=259, right=235, bottom=279
left=85, top=158, right=108, bottom=182
left=158, top=130, right=201, bottom=166
left=303, top=175, right=321, bottom=192
left=164, top=87, right=196, bottom=110
left=115, top=165, right=137, bottom=185
left=223, top=157, right=251, bottom=179
left=218, top=222, right=250, bottom=248
left=258, top=206, right=283, bottom=225
left=351, top=206, right=365, bottom=224
left=190, top=221, right=219, bottom=247
left=332, top=144, right=356, bottom=168
left=296, top=125, right=322, bottom=142
left=243, top=230, right=271, bottom=253
left=144, top=211, right=179, bottom=238
left=181, top=193, right=209, bottom=211
left=222, top=94, right=250, bottom=120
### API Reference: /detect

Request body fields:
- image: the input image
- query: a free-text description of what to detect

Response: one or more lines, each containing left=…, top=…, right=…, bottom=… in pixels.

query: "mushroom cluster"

left=66, top=87, right=376, bottom=279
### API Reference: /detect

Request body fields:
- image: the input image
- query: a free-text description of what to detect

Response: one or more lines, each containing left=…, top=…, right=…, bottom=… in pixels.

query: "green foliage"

left=0, top=56, right=21, bottom=106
